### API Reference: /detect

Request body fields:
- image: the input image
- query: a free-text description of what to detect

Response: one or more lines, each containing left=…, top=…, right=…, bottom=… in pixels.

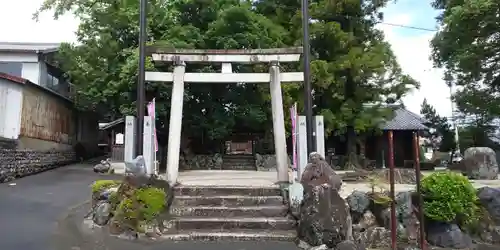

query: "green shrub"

left=421, top=171, right=479, bottom=225
left=114, top=187, right=166, bottom=227
left=91, top=179, right=121, bottom=193
left=136, top=187, right=166, bottom=222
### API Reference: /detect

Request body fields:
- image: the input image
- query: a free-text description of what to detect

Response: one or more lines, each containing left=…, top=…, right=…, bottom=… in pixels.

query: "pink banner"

left=290, top=103, right=298, bottom=171
left=147, top=98, right=158, bottom=152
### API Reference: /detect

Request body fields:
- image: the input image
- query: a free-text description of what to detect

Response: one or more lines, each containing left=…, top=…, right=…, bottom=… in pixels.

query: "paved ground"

left=0, top=164, right=119, bottom=250
left=0, top=164, right=298, bottom=250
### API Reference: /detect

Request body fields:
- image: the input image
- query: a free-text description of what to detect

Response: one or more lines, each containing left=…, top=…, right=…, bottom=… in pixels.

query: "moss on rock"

left=90, top=175, right=170, bottom=235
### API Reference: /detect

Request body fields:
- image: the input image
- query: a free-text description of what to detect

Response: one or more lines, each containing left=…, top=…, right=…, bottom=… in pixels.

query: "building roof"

left=0, top=72, right=29, bottom=85
left=99, top=118, right=125, bottom=130
left=0, top=42, right=60, bottom=54
left=0, top=72, right=72, bottom=103
left=380, top=107, right=429, bottom=131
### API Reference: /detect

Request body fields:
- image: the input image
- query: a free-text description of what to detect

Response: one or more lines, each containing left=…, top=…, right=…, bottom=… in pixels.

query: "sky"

left=0, top=0, right=452, bottom=118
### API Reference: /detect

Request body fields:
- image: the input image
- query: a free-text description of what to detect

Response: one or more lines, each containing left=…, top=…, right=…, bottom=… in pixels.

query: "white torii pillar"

left=270, top=61, right=289, bottom=183
left=165, top=61, right=185, bottom=185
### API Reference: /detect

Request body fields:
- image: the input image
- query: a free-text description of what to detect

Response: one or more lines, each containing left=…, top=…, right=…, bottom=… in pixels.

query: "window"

left=0, top=62, right=22, bottom=77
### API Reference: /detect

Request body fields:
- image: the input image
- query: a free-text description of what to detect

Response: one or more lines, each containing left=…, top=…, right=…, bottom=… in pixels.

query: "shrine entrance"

left=145, top=47, right=304, bottom=185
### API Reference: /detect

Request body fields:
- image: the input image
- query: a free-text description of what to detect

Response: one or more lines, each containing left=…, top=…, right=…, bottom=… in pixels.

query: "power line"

left=379, top=22, right=438, bottom=32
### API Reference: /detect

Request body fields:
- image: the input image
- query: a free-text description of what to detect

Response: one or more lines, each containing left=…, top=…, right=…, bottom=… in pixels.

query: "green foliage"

left=115, top=187, right=166, bottom=225
left=36, top=0, right=418, bottom=152
left=431, top=0, right=500, bottom=127
left=135, top=187, right=166, bottom=222
left=366, top=175, right=392, bottom=205
left=91, top=180, right=121, bottom=193
left=421, top=171, right=479, bottom=225
left=420, top=98, right=456, bottom=152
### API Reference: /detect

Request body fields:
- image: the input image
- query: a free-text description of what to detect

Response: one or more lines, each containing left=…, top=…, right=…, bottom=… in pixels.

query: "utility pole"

left=136, top=0, right=147, bottom=156
left=301, top=0, right=315, bottom=154
left=449, top=83, right=460, bottom=153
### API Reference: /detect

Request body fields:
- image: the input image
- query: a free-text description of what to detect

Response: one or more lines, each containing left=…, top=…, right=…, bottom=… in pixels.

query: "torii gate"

left=145, top=47, right=304, bottom=185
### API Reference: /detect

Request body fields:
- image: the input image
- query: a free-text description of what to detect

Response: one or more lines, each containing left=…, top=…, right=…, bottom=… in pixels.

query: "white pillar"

left=124, top=116, right=136, bottom=162
left=269, top=61, right=289, bottom=184
left=297, top=116, right=308, bottom=181
left=315, top=115, right=325, bottom=157
left=143, top=116, right=155, bottom=175
left=166, top=62, right=186, bottom=185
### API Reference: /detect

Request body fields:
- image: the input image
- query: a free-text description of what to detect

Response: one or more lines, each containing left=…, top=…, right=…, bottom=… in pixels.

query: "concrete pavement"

left=0, top=164, right=299, bottom=250
left=0, top=163, right=122, bottom=250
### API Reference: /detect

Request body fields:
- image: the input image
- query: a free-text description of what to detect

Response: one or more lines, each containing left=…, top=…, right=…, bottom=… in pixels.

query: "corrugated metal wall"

left=0, top=79, right=23, bottom=139
left=20, top=85, right=75, bottom=144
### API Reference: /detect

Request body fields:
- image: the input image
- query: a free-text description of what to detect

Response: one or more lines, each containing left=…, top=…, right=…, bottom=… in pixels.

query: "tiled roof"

left=380, top=107, right=428, bottom=131
left=0, top=42, right=60, bottom=53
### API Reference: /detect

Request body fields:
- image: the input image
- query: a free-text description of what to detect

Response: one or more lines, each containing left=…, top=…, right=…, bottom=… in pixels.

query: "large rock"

left=298, top=184, right=352, bottom=248
left=426, top=222, right=473, bottom=249
left=301, top=152, right=342, bottom=190
left=353, top=226, right=390, bottom=249
left=477, top=187, right=500, bottom=225
left=462, top=147, right=499, bottom=180
left=93, top=201, right=112, bottom=226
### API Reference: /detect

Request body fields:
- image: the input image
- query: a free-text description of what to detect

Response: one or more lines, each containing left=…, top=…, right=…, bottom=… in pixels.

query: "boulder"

left=352, top=210, right=377, bottom=232
left=346, top=190, right=371, bottom=216
left=92, top=201, right=112, bottom=226
left=125, top=155, right=147, bottom=176
left=462, top=147, right=498, bottom=180
left=301, top=152, right=342, bottom=190
left=353, top=226, right=391, bottom=249
left=298, top=184, right=351, bottom=248
left=426, top=222, right=473, bottom=249
left=336, top=240, right=366, bottom=250
left=477, top=187, right=500, bottom=225
left=93, top=160, right=111, bottom=173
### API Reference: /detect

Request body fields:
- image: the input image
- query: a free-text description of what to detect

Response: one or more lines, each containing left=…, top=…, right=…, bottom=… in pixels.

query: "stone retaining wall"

left=0, top=149, right=76, bottom=183
left=178, top=153, right=294, bottom=171
left=179, top=154, right=223, bottom=170
left=255, top=154, right=292, bottom=171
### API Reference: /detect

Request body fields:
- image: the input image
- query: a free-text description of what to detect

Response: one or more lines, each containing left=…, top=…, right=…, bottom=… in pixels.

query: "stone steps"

left=164, top=185, right=297, bottom=241
left=173, top=195, right=284, bottom=207
left=171, top=205, right=289, bottom=217
left=174, top=186, right=281, bottom=196
left=165, top=216, right=296, bottom=230
left=160, top=229, right=296, bottom=241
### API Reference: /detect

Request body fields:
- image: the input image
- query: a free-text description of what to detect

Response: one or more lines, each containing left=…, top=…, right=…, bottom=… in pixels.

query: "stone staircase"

left=163, top=185, right=297, bottom=241
left=222, top=154, right=256, bottom=170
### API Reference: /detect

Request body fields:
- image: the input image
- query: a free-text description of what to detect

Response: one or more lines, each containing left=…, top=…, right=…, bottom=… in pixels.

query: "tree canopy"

left=36, top=0, right=418, bottom=155
left=420, top=98, right=455, bottom=152
left=431, top=0, right=500, bottom=124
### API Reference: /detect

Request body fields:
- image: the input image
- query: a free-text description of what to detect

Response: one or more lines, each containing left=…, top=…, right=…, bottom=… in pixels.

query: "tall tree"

left=37, top=0, right=418, bottom=159
left=420, top=98, right=455, bottom=152
left=431, top=0, right=500, bottom=121
left=256, top=0, right=419, bottom=167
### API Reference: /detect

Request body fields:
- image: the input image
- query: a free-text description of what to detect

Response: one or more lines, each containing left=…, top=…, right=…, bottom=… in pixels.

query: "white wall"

left=0, top=52, right=42, bottom=85
left=0, top=78, right=23, bottom=139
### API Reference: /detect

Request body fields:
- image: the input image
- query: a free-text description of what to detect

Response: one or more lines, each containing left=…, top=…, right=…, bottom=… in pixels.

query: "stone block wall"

left=178, top=153, right=294, bottom=171
left=255, top=154, right=292, bottom=171
left=0, top=149, right=76, bottom=183
left=179, top=154, right=223, bottom=170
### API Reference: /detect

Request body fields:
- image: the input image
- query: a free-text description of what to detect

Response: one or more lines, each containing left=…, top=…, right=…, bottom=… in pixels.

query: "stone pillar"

left=297, top=115, right=308, bottom=180
left=143, top=116, right=155, bottom=175
left=314, top=115, right=325, bottom=157
left=124, top=116, right=136, bottom=162
left=166, top=61, right=186, bottom=185
left=269, top=61, right=289, bottom=184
